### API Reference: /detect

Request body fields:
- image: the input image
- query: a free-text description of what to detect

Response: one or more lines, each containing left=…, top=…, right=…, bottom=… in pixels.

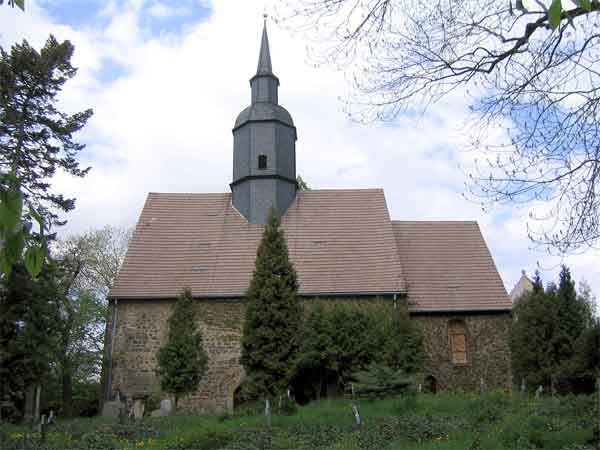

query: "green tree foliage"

left=0, top=36, right=93, bottom=277
left=296, top=175, right=310, bottom=191
left=575, top=318, right=600, bottom=379
left=240, top=209, right=302, bottom=399
left=511, top=267, right=596, bottom=391
left=383, top=303, right=424, bottom=374
left=352, top=363, right=414, bottom=399
left=294, top=303, right=423, bottom=400
left=0, top=0, right=24, bottom=10
left=511, top=280, right=557, bottom=388
left=295, top=305, right=383, bottom=399
left=0, top=263, right=62, bottom=415
left=156, top=288, right=208, bottom=408
left=552, top=266, right=594, bottom=379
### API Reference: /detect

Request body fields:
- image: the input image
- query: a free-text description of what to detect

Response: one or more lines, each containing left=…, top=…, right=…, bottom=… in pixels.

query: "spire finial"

left=256, top=16, right=273, bottom=75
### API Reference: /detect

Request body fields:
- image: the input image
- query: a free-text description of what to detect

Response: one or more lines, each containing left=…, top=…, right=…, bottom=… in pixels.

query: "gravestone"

left=133, top=399, right=145, bottom=420
left=102, top=400, right=125, bottom=418
left=159, top=399, right=173, bottom=417
left=535, top=385, right=543, bottom=399
left=150, top=409, right=161, bottom=418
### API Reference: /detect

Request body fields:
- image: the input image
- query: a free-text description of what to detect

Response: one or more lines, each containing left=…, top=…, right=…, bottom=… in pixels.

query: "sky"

left=0, top=0, right=598, bottom=308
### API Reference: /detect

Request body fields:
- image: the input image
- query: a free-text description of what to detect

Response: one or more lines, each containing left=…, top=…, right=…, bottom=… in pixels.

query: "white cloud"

left=148, top=2, right=190, bottom=18
left=1, top=0, right=598, bottom=309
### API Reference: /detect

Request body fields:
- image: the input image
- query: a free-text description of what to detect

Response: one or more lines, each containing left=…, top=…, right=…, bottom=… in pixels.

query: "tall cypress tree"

left=240, top=209, right=301, bottom=399
left=156, top=288, right=208, bottom=409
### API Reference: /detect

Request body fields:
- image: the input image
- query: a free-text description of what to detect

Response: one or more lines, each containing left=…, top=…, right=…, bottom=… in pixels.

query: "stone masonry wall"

left=108, top=299, right=246, bottom=413
left=107, top=298, right=511, bottom=412
left=414, top=313, right=512, bottom=392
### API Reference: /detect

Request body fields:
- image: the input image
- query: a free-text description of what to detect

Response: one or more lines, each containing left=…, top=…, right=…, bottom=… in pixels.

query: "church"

left=106, top=24, right=513, bottom=412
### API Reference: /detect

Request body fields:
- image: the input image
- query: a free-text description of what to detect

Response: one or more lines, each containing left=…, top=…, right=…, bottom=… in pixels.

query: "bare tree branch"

left=278, top=0, right=600, bottom=253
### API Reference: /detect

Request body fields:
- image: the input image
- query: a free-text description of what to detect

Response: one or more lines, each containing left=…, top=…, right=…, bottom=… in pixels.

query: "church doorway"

left=233, top=386, right=244, bottom=410
left=424, top=375, right=437, bottom=394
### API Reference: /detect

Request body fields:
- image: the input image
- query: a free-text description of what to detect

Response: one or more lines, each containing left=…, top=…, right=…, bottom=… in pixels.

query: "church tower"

left=230, top=20, right=297, bottom=224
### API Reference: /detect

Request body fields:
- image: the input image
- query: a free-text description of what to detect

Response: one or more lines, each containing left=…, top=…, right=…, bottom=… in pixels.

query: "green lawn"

left=0, top=392, right=598, bottom=449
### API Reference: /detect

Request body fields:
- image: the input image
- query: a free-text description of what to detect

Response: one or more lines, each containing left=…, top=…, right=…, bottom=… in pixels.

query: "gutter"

left=109, top=291, right=407, bottom=302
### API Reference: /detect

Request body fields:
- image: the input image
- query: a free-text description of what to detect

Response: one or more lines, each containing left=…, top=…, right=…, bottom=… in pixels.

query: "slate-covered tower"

left=231, top=21, right=297, bottom=224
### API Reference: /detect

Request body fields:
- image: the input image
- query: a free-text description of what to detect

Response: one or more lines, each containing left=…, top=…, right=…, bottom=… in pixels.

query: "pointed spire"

left=256, top=16, right=273, bottom=76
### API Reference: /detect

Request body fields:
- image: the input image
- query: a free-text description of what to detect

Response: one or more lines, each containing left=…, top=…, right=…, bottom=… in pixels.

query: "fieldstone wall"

left=107, top=298, right=511, bottom=413
left=108, top=299, right=247, bottom=413
left=413, top=313, right=512, bottom=392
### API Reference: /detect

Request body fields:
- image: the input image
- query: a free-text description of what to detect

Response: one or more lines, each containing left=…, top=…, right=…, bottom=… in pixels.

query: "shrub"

left=293, top=303, right=423, bottom=401
left=352, top=363, right=414, bottom=399
left=162, top=425, right=231, bottom=450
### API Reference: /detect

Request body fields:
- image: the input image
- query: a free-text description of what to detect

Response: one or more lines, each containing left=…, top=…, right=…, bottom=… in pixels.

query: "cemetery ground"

left=1, top=392, right=598, bottom=450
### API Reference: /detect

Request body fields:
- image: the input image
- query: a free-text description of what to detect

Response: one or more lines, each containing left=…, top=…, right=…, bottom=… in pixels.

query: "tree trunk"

left=62, top=361, right=73, bottom=417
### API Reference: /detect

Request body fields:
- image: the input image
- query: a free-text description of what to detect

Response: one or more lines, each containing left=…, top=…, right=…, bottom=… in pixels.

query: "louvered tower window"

left=258, top=154, right=267, bottom=169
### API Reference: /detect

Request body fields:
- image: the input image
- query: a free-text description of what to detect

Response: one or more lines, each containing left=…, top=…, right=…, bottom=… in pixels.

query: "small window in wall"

left=449, top=320, right=468, bottom=364
left=258, top=154, right=267, bottom=169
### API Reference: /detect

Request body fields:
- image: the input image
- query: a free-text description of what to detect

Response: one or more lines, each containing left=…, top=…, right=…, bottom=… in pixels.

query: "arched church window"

left=449, top=320, right=468, bottom=364
left=258, top=154, right=267, bottom=169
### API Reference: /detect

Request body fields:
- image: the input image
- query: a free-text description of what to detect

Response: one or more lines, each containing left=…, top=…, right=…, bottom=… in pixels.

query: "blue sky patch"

left=96, top=58, right=127, bottom=84
left=38, top=0, right=110, bottom=29
left=38, top=0, right=213, bottom=38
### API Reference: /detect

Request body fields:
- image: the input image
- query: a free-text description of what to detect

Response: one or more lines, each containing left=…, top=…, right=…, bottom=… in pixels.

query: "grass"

left=0, top=392, right=598, bottom=449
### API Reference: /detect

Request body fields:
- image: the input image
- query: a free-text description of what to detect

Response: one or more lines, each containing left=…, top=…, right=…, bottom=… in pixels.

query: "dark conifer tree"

left=511, top=273, right=557, bottom=389
left=0, top=35, right=93, bottom=224
left=0, top=263, right=62, bottom=415
left=511, top=267, right=596, bottom=391
left=553, top=266, right=594, bottom=381
left=240, top=208, right=301, bottom=399
left=156, top=288, right=208, bottom=408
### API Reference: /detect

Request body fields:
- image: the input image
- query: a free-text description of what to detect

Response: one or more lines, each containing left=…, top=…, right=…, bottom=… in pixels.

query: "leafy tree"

left=156, top=288, right=208, bottom=408
left=383, top=302, right=424, bottom=374
left=57, top=226, right=132, bottom=408
left=511, top=266, right=596, bottom=391
left=296, top=175, right=310, bottom=191
left=280, top=0, right=600, bottom=253
left=240, top=208, right=302, bottom=399
left=294, top=303, right=423, bottom=400
left=0, top=35, right=93, bottom=277
left=17, top=225, right=129, bottom=416
left=574, top=318, right=600, bottom=379
left=0, top=263, right=62, bottom=417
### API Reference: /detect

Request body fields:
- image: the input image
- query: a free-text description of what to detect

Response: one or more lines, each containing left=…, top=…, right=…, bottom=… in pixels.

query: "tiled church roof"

left=392, top=221, right=511, bottom=312
left=110, top=189, right=511, bottom=312
left=110, top=189, right=406, bottom=299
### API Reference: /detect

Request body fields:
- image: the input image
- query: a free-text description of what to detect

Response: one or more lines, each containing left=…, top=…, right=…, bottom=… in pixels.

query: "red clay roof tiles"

left=110, top=189, right=406, bottom=299
left=110, top=190, right=511, bottom=312
left=392, top=221, right=511, bottom=312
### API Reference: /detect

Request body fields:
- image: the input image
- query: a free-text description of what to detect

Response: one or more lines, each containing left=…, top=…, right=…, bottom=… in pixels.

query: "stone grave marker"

left=159, top=399, right=173, bottom=417
left=133, top=399, right=145, bottom=420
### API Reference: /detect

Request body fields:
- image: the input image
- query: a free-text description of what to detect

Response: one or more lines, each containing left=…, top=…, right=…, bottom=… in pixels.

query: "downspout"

left=105, top=299, right=118, bottom=400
